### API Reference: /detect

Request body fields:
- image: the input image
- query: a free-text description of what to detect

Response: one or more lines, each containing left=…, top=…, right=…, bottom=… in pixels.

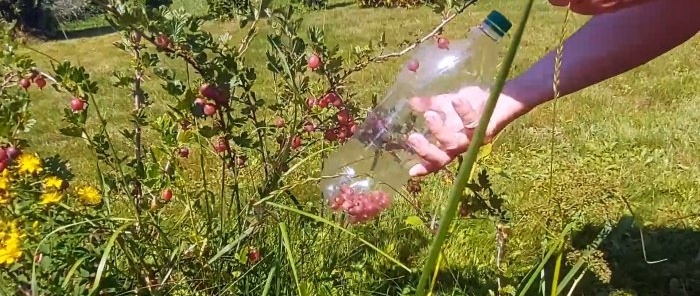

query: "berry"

left=28, top=70, right=39, bottom=80
left=178, top=147, right=190, bottom=158
left=214, top=138, right=228, bottom=153
left=6, top=147, right=20, bottom=159
left=19, top=78, right=31, bottom=90
left=194, top=97, right=207, bottom=106
left=303, top=120, right=316, bottom=133
left=337, top=109, right=350, bottom=124
left=199, top=83, right=219, bottom=100
left=162, top=188, right=173, bottom=202
left=213, top=87, right=229, bottom=107
left=437, top=37, right=450, bottom=49
left=155, top=34, right=171, bottom=49
left=70, top=98, right=86, bottom=112
left=34, top=76, right=46, bottom=90
left=348, top=122, right=357, bottom=135
left=306, top=97, right=317, bottom=109
left=291, top=136, right=302, bottom=150
left=274, top=117, right=285, bottom=128
left=307, top=54, right=321, bottom=70
left=248, top=247, right=261, bottom=263
left=0, top=148, right=6, bottom=163
left=0, top=161, right=6, bottom=173
left=407, top=60, right=419, bottom=72
left=318, top=97, right=330, bottom=108
left=324, top=129, right=337, bottom=142
left=324, top=92, right=341, bottom=108
left=203, top=103, right=217, bottom=116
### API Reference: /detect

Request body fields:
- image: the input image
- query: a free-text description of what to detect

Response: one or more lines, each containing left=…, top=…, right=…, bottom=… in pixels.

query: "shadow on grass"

left=52, top=26, right=117, bottom=40
left=325, top=1, right=355, bottom=10
left=524, top=216, right=700, bottom=296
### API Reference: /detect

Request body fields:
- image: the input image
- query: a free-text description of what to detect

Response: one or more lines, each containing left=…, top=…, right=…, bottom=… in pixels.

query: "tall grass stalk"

left=414, top=0, right=536, bottom=294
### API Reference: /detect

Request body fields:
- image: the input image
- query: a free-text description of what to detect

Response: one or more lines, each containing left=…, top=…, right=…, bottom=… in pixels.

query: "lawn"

left=9, top=0, right=700, bottom=294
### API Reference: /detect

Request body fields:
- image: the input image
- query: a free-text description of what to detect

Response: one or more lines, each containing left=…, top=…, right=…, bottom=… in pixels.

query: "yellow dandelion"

left=0, top=174, right=10, bottom=205
left=43, top=176, right=65, bottom=191
left=76, top=185, right=102, bottom=206
left=0, top=220, right=23, bottom=266
left=0, top=174, right=9, bottom=191
left=39, top=191, right=62, bottom=205
left=16, top=154, right=43, bottom=175
left=0, top=190, right=11, bottom=205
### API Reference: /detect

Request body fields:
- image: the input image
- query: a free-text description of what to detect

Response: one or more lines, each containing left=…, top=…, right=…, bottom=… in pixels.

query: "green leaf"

left=206, top=226, right=255, bottom=266
left=89, top=222, right=135, bottom=295
left=279, top=222, right=302, bottom=296
left=405, top=215, right=423, bottom=227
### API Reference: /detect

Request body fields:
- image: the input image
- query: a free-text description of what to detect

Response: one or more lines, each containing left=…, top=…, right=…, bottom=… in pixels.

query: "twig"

left=340, top=0, right=479, bottom=80
left=132, top=34, right=145, bottom=217
left=565, top=271, right=586, bottom=296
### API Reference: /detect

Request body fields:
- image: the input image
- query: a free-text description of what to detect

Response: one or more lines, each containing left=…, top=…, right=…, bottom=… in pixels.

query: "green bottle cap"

left=484, top=10, right=512, bottom=37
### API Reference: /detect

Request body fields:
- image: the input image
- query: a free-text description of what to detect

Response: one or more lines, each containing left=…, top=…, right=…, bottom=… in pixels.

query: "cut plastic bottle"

left=319, top=10, right=513, bottom=224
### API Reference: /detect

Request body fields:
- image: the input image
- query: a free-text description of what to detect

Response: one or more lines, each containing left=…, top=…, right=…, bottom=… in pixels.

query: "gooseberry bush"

left=0, top=0, right=538, bottom=294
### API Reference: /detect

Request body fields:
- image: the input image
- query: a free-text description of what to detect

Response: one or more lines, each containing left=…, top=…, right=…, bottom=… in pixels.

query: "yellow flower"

left=0, top=220, right=23, bottom=266
left=0, top=174, right=9, bottom=191
left=0, top=174, right=10, bottom=205
left=39, top=191, right=62, bottom=205
left=16, top=153, right=43, bottom=175
left=76, top=185, right=102, bottom=206
left=43, top=176, right=65, bottom=191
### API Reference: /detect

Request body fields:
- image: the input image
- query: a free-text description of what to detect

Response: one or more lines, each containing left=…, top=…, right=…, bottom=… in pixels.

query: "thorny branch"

left=341, top=0, right=479, bottom=80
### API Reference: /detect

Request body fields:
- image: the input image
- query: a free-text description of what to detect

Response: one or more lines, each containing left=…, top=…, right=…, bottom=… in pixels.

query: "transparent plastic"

left=319, top=22, right=506, bottom=223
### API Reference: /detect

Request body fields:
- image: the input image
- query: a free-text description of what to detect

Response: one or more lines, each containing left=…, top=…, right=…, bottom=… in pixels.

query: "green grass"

left=17, top=0, right=700, bottom=294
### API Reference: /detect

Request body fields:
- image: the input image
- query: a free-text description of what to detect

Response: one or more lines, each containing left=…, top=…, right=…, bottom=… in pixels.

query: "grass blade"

left=261, top=266, right=278, bottom=296
left=279, top=222, right=302, bottom=296
left=555, top=221, right=614, bottom=295
left=89, top=221, right=135, bottom=295
left=206, top=225, right=256, bottom=266
left=61, top=256, right=89, bottom=289
left=266, top=201, right=411, bottom=272
left=414, top=0, right=536, bottom=294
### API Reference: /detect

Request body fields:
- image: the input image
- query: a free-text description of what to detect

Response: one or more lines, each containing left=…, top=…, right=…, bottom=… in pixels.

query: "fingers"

left=424, top=110, right=468, bottom=151
left=452, top=97, right=480, bottom=129
left=406, top=133, right=451, bottom=176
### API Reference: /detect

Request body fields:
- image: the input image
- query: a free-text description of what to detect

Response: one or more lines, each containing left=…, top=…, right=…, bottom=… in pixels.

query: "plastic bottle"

left=319, top=11, right=513, bottom=223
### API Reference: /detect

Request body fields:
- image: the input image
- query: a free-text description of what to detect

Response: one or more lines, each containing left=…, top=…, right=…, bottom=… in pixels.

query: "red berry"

left=203, top=103, right=217, bottom=116
left=162, top=188, right=173, bottom=202
left=248, top=247, right=261, bottom=263
left=318, top=97, right=329, bottom=108
left=178, top=147, right=190, bottom=158
left=199, top=83, right=219, bottom=100
left=214, top=138, right=228, bottom=153
left=0, top=148, right=6, bottom=163
left=324, top=92, right=341, bottom=108
left=213, top=87, right=229, bottom=107
left=324, top=129, right=337, bottom=142
left=0, top=161, right=6, bottom=173
left=407, top=60, right=419, bottom=72
left=34, top=76, right=46, bottom=90
left=70, top=98, right=86, bottom=112
left=306, top=97, right=317, bottom=109
left=337, top=109, right=350, bottom=124
left=307, top=54, right=321, bottom=70
left=437, top=37, right=450, bottom=49
left=348, top=122, right=357, bottom=135
left=155, top=34, right=171, bottom=49
left=274, top=117, right=285, bottom=128
left=291, top=136, right=302, bottom=150
left=19, top=78, right=31, bottom=90
left=303, top=120, right=315, bottom=133
left=6, top=147, right=20, bottom=159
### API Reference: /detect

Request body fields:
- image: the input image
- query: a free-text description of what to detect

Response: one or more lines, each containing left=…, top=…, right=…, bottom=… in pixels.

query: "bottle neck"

left=478, top=23, right=503, bottom=42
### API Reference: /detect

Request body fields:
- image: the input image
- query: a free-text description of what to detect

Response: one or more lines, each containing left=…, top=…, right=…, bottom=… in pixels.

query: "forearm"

left=504, top=0, right=700, bottom=113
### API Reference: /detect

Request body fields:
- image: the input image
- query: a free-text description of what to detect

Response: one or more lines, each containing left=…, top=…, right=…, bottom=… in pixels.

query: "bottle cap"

left=484, top=10, right=512, bottom=37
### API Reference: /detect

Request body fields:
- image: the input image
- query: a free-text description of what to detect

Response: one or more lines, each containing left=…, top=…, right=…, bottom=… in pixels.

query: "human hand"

left=406, top=86, right=528, bottom=177
left=548, top=0, right=652, bottom=15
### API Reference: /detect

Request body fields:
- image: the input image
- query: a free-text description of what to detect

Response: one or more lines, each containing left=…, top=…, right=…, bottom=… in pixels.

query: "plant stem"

left=414, top=0, right=535, bottom=294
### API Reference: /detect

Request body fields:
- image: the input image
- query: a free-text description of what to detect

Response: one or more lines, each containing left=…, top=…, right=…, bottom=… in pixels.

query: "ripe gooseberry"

left=248, top=247, right=261, bottom=263
left=336, top=109, right=350, bottom=124
left=5, top=147, right=20, bottom=159
left=70, top=98, right=86, bottom=112
left=407, top=60, right=420, bottom=72
left=162, top=188, right=173, bottom=202
left=203, top=103, right=217, bottom=116
left=274, top=117, right=285, bottom=128
left=19, top=78, right=31, bottom=90
left=306, top=97, right=317, bottom=109
left=437, top=37, right=450, bottom=49
left=291, top=136, right=302, bottom=150
left=307, top=54, right=321, bottom=70
left=178, top=147, right=190, bottom=158
left=155, top=34, right=171, bottom=49
left=34, top=76, right=46, bottom=90
left=213, top=138, right=228, bottom=153
left=0, top=161, right=6, bottom=173
left=199, top=83, right=219, bottom=100
left=0, top=148, right=6, bottom=162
